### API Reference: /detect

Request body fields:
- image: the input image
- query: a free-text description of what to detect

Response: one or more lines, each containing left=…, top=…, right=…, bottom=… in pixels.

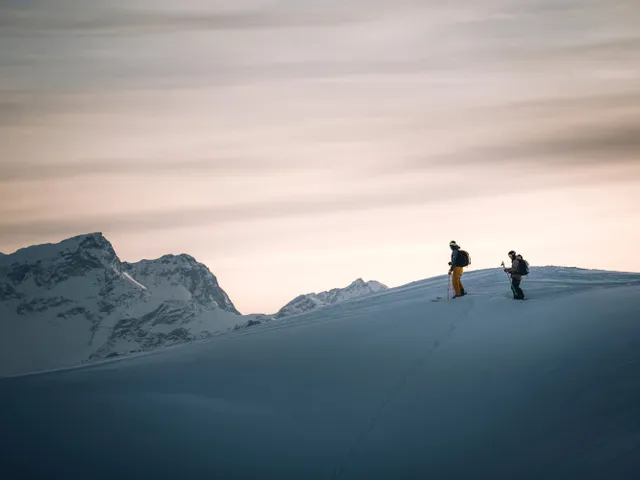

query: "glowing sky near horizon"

left=1, top=0, right=639, bottom=313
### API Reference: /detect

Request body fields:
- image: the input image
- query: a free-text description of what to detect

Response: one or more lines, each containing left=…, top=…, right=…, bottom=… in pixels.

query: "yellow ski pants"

left=451, top=267, right=464, bottom=297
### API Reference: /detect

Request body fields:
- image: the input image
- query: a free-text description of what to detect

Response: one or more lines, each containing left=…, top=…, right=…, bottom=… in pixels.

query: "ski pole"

left=447, top=273, right=451, bottom=300
left=501, top=261, right=516, bottom=297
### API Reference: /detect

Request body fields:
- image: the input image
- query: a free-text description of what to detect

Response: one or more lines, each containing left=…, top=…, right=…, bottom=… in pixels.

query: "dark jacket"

left=506, top=255, right=524, bottom=280
left=450, top=248, right=461, bottom=271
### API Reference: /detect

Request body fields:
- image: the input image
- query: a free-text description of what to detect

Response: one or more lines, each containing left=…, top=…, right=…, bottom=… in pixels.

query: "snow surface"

left=1, top=266, right=639, bottom=479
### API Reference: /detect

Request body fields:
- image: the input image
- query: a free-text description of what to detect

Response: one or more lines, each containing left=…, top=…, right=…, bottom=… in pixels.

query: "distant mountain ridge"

left=275, top=278, right=388, bottom=318
left=0, top=233, right=388, bottom=376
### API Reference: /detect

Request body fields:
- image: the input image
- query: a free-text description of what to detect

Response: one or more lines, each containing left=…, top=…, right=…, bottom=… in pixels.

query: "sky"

left=1, top=0, right=639, bottom=314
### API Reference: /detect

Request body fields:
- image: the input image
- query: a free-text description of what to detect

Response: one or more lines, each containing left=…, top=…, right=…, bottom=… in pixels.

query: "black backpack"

left=517, top=256, right=529, bottom=275
left=456, top=250, right=471, bottom=267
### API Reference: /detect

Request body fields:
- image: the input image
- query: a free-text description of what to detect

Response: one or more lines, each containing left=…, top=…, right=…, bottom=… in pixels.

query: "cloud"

left=483, top=91, right=640, bottom=115
left=0, top=3, right=364, bottom=34
left=0, top=158, right=301, bottom=183
left=0, top=162, right=634, bottom=243
left=2, top=0, right=639, bottom=95
left=569, top=35, right=640, bottom=57
left=0, top=190, right=450, bottom=239
left=516, top=124, right=640, bottom=162
left=465, top=121, right=640, bottom=167
left=0, top=100, right=24, bottom=125
left=2, top=0, right=640, bottom=248
left=369, top=98, right=640, bottom=175
left=412, top=118, right=640, bottom=172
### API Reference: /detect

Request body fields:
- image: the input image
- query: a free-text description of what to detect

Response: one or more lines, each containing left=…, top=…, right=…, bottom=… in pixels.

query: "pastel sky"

left=1, top=0, right=639, bottom=314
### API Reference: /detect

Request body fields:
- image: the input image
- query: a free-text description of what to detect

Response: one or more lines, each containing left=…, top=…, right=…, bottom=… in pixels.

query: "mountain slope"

left=275, top=278, right=388, bottom=318
left=1, top=267, right=639, bottom=479
left=123, top=254, right=239, bottom=314
left=0, top=233, right=257, bottom=376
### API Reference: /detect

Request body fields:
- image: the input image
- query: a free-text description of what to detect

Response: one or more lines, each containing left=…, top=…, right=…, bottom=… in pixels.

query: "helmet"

left=508, top=250, right=516, bottom=257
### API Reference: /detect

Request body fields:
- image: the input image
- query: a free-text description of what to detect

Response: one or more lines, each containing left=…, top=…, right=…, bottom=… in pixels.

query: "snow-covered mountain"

left=2, top=267, right=639, bottom=479
left=0, top=233, right=271, bottom=376
left=275, top=278, right=388, bottom=318
left=0, top=233, right=385, bottom=376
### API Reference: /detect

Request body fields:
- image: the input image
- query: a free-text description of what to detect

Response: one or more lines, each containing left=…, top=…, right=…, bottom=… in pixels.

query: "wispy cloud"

left=1, top=0, right=637, bottom=91
left=1, top=161, right=635, bottom=243
left=482, top=91, right=640, bottom=114
left=0, top=2, right=364, bottom=34
left=0, top=158, right=300, bottom=183
left=365, top=111, right=640, bottom=177
left=1, top=0, right=640, bottom=287
left=458, top=120, right=640, bottom=167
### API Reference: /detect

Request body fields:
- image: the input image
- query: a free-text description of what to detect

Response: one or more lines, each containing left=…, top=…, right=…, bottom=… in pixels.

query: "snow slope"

left=275, top=278, right=388, bottom=318
left=0, top=233, right=267, bottom=376
left=1, top=267, right=639, bottom=479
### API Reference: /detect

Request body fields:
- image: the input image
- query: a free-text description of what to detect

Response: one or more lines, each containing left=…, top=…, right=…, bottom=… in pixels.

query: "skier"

left=504, top=250, right=526, bottom=300
left=448, top=240, right=468, bottom=298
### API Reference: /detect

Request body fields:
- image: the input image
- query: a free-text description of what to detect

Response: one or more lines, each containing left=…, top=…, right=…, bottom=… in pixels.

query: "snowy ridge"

left=275, top=278, right=388, bottom=318
left=1, top=266, right=639, bottom=479
left=0, top=233, right=268, bottom=376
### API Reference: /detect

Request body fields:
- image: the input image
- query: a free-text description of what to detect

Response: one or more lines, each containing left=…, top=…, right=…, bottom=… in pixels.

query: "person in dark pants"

left=504, top=250, right=526, bottom=299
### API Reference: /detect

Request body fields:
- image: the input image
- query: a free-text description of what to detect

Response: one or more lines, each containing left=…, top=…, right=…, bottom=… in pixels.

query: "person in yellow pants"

left=448, top=240, right=466, bottom=298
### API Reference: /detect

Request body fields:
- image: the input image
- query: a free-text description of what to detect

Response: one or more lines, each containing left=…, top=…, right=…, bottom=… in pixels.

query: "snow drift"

left=0, top=267, right=639, bottom=479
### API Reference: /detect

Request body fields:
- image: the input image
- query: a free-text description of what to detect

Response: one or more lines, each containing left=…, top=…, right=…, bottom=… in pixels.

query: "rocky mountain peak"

left=0, top=232, right=121, bottom=292
left=124, top=253, right=239, bottom=315
left=0, top=233, right=248, bottom=375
